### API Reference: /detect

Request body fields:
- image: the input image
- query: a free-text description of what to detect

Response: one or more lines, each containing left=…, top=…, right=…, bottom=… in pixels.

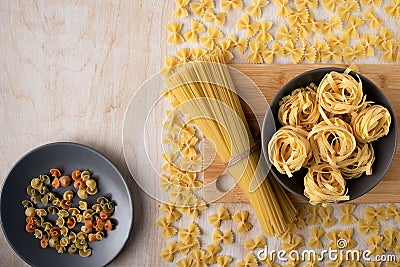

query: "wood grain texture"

left=203, top=64, right=400, bottom=204
left=0, top=1, right=399, bottom=267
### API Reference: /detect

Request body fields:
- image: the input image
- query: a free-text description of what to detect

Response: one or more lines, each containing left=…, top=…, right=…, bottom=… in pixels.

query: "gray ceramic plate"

left=262, top=67, right=398, bottom=202
left=0, top=142, right=133, bottom=267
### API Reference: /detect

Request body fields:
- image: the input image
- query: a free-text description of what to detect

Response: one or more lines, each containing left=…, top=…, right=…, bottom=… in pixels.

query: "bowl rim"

left=0, top=141, right=134, bottom=267
left=261, top=67, right=398, bottom=202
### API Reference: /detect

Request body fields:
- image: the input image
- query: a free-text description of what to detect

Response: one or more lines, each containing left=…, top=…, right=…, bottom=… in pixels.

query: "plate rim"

left=0, top=141, right=134, bottom=267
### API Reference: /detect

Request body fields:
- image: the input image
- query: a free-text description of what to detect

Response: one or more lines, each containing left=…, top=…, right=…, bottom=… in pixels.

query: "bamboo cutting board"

left=203, top=64, right=400, bottom=204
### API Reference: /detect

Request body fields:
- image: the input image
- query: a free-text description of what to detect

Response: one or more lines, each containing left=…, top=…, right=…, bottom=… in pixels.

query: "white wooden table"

left=1, top=1, right=399, bottom=266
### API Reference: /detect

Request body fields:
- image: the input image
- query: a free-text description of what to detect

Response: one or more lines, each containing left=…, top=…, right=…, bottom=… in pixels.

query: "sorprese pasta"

left=268, top=68, right=392, bottom=206
left=22, top=169, right=116, bottom=257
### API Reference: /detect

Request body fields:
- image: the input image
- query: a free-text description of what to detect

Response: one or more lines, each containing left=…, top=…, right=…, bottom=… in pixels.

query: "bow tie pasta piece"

left=295, top=0, right=318, bottom=9
left=190, top=47, right=207, bottom=60
left=343, top=43, right=366, bottom=63
left=215, top=39, right=235, bottom=62
left=360, top=34, right=378, bottom=57
left=360, top=0, right=382, bottom=7
left=261, top=42, right=284, bottom=63
left=208, top=207, right=231, bottom=227
left=336, top=0, right=360, bottom=20
left=166, top=22, right=184, bottom=45
left=363, top=7, right=383, bottom=30
left=322, top=14, right=342, bottom=36
left=286, top=9, right=309, bottom=29
left=179, top=221, right=201, bottom=242
left=178, top=236, right=201, bottom=254
left=376, top=27, right=395, bottom=51
left=301, top=41, right=316, bottom=63
left=247, top=41, right=266, bottom=63
left=366, top=235, right=385, bottom=256
left=188, top=249, right=207, bottom=266
left=236, top=15, right=259, bottom=38
left=327, top=229, right=341, bottom=250
left=200, top=26, right=223, bottom=49
left=343, top=16, right=364, bottom=39
left=382, top=229, right=398, bottom=250
left=203, top=8, right=226, bottom=27
left=204, top=244, right=222, bottom=264
left=283, top=41, right=305, bottom=64
left=176, top=48, right=192, bottom=64
left=216, top=255, right=233, bottom=266
left=160, top=241, right=179, bottom=262
left=236, top=253, right=258, bottom=267
left=255, top=21, right=273, bottom=44
left=282, top=234, right=305, bottom=253
left=339, top=228, right=358, bottom=249
left=307, top=227, right=325, bottom=248
left=358, top=219, right=380, bottom=235
left=220, top=0, right=243, bottom=11
left=272, top=0, right=294, bottom=17
left=321, top=0, right=344, bottom=12
left=319, top=205, right=337, bottom=227
left=156, top=216, right=178, bottom=238
left=352, top=105, right=391, bottom=142
left=304, top=164, right=349, bottom=206
left=190, top=0, right=214, bottom=17
left=245, top=235, right=266, bottom=251
left=268, top=126, right=311, bottom=177
left=380, top=40, right=397, bottom=62
left=365, top=205, right=386, bottom=222
left=245, top=0, right=269, bottom=18
left=327, top=34, right=349, bottom=50
left=233, top=211, right=253, bottom=232
left=314, top=38, right=331, bottom=63
left=176, top=258, right=192, bottom=267
left=340, top=204, right=357, bottom=225
left=184, top=20, right=206, bottom=43
left=275, top=25, right=298, bottom=44
left=384, top=0, right=400, bottom=18
left=228, top=34, right=248, bottom=54
left=173, top=0, right=190, bottom=18
left=212, top=229, right=234, bottom=245
left=386, top=203, right=400, bottom=222
left=159, top=203, right=182, bottom=223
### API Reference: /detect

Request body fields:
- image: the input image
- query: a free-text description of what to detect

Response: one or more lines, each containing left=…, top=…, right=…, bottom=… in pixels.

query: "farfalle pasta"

left=200, top=26, right=223, bottom=49
left=216, top=255, right=232, bottom=267
left=339, top=228, right=357, bottom=249
left=343, top=43, right=366, bottom=63
left=320, top=206, right=337, bottom=227
left=220, top=0, right=243, bottom=11
left=236, top=253, right=258, bottom=267
left=166, top=22, right=184, bottom=45
left=336, top=0, right=360, bottom=20
left=366, top=235, right=385, bottom=256
left=245, top=235, right=266, bottom=251
left=228, top=34, right=248, bottom=54
left=307, top=227, right=325, bottom=248
left=204, top=244, right=221, bottom=264
left=275, top=25, right=298, bottom=44
left=382, top=229, right=398, bottom=250
left=208, top=207, right=230, bottom=227
left=245, top=0, right=268, bottom=18
left=358, top=219, right=380, bottom=235
left=363, top=7, right=383, bottom=30
left=343, top=16, right=364, bottom=39
left=203, top=8, right=226, bottom=27
left=262, top=42, right=284, bottom=63
left=340, top=203, right=357, bottom=225
left=160, top=241, right=178, bottom=262
left=384, top=0, right=400, bottom=18
left=173, top=0, right=190, bottom=18
left=272, top=0, right=293, bottom=17
left=184, top=20, right=206, bottom=43
left=268, top=126, right=311, bottom=177
left=233, top=211, right=253, bottom=232
left=283, top=41, right=305, bottom=64
left=212, top=229, right=234, bottom=245
left=256, top=21, right=273, bottom=44
left=190, top=0, right=214, bottom=17
left=282, top=234, right=304, bottom=253
left=247, top=41, right=266, bottom=63
left=236, top=15, right=259, bottom=38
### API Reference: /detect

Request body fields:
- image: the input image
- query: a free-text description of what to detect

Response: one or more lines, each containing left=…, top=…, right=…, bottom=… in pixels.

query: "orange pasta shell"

left=71, top=170, right=82, bottom=180
left=52, top=177, right=60, bottom=189
left=59, top=175, right=71, bottom=187
left=40, top=238, right=49, bottom=248
left=25, top=223, right=36, bottom=232
left=50, top=168, right=61, bottom=177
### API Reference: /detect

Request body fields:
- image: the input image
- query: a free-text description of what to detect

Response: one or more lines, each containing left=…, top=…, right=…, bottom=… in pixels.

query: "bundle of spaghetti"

left=268, top=126, right=311, bottom=177
left=304, top=163, right=349, bottom=207
left=308, top=118, right=356, bottom=167
left=351, top=105, right=391, bottom=143
left=278, top=84, right=320, bottom=131
left=163, top=50, right=297, bottom=236
left=339, top=142, right=375, bottom=179
left=317, top=69, right=365, bottom=116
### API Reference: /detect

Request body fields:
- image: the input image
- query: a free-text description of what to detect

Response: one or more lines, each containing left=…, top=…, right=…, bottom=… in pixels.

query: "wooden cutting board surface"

left=203, top=64, right=400, bottom=204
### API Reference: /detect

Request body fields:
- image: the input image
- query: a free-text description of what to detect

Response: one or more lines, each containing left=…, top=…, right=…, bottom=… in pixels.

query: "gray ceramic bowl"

left=0, top=142, right=133, bottom=267
left=262, top=67, right=398, bottom=202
